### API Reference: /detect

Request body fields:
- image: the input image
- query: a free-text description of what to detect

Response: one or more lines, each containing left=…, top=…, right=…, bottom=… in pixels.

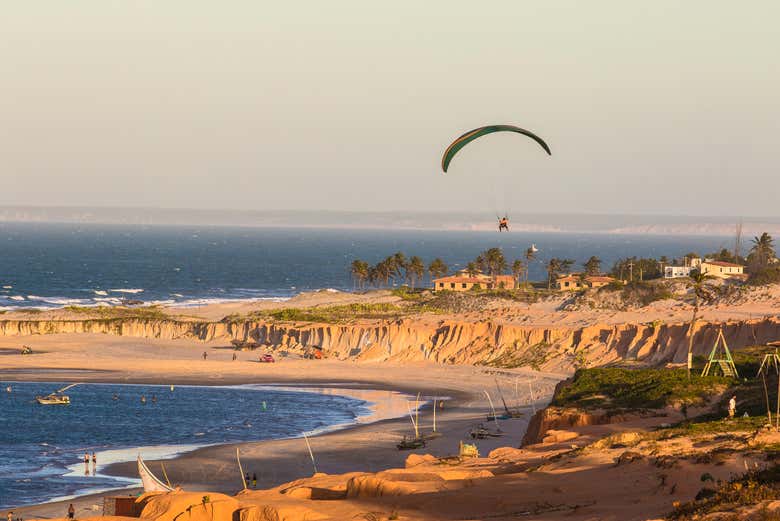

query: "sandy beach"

left=0, top=332, right=564, bottom=518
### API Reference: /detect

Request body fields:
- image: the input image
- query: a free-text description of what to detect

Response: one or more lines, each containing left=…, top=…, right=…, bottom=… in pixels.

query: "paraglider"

left=441, top=124, right=551, bottom=173
left=440, top=124, right=551, bottom=231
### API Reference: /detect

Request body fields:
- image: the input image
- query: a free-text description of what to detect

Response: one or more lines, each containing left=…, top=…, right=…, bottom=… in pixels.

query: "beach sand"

left=0, top=333, right=564, bottom=518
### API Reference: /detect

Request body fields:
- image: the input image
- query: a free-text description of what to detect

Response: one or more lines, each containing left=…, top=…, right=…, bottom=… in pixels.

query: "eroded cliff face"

left=1, top=316, right=779, bottom=369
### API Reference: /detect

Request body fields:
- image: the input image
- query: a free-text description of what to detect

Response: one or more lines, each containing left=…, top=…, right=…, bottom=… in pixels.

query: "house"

left=432, top=271, right=516, bottom=291
left=556, top=274, right=615, bottom=291
left=664, top=257, right=744, bottom=279
left=664, top=257, right=702, bottom=279
left=664, top=266, right=692, bottom=279
left=700, top=260, right=745, bottom=279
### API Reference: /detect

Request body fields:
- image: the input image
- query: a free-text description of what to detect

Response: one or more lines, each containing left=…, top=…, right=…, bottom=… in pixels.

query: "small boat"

left=137, top=455, right=174, bottom=493
left=469, top=423, right=504, bottom=440
left=36, top=383, right=80, bottom=405
left=397, top=435, right=426, bottom=451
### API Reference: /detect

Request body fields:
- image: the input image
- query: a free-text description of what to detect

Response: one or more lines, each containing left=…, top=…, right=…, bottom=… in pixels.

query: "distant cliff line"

left=0, top=206, right=776, bottom=236
left=2, top=316, right=779, bottom=370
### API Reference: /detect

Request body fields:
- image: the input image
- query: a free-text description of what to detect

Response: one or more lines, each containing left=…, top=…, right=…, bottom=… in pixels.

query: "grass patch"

left=482, top=341, right=555, bottom=371
left=225, top=303, right=416, bottom=324
left=552, top=367, right=731, bottom=411
left=669, top=464, right=780, bottom=520
left=63, top=305, right=170, bottom=320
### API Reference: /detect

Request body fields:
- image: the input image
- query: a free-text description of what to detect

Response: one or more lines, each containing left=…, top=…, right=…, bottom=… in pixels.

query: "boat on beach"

left=137, top=455, right=174, bottom=493
left=35, top=383, right=80, bottom=405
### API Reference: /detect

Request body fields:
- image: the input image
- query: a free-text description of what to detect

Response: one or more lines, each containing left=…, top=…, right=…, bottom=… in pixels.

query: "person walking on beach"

left=83, top=452, right=90, bottom=474
left=8, top=510, right=14, bottom=521
left=728, top=395, right=737, bottom=419
left=91, top=452, right=97, bottom=474
left=202, top=351, right=207, bottom=360
left=232, top=352, right=237, bottom=361
left=67, top=504, right=75, bottom=520
left=252, top=473, right=257, bottom=488
left=244, top=472, right=250, bottom=488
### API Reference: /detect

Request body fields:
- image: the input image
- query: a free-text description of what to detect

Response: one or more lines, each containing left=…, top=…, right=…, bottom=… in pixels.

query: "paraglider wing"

left=441, top=125, right=551, bottom=173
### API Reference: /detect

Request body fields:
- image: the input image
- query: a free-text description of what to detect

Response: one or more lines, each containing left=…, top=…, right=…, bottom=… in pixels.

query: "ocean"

left=0, top=222, right=733, bottom=310
left=0, top=382, right=372, bottom=509
left=0, top=223, right=735, bottom=507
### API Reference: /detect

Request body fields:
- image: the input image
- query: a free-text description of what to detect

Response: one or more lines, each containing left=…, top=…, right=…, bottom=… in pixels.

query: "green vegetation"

left=551, top=367, right=730, bottom=411
left=599, top=280, right=674, bottom=306
left=224, top=303, right=431, bottom=324
left=482, top=341, right=554, bottom=371
left=63, top=305, right=170, bottom=320
left=669, top=464, right=780, bottom=520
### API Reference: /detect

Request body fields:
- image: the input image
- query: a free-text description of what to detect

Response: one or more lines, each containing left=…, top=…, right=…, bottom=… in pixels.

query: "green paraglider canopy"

left=441, top=124, right=551, bottom=173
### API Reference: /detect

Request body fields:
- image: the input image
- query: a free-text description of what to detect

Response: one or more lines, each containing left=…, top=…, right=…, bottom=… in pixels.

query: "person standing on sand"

left=67, top=504, right=75, bottom=520
left=91, top=452, right=97, bottom=474
left=202, top=351, right=207, bottom=360
left=232, top=352, right=237, bottom=361
left=728, top=395, right=737, bottom=418
left=252, top=473, right=257, bottom=488
left=8, top=510, right=14, bottom=521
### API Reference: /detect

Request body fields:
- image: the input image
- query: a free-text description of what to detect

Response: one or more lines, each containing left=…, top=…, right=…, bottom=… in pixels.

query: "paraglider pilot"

left=498, top=216, right=509, bottom=232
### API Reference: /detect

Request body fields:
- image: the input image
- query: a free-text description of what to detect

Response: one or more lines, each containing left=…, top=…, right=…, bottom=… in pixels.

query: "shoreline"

left=8, top=382, right=418, bottom=512
left=6, top=359, right=561, bottom=519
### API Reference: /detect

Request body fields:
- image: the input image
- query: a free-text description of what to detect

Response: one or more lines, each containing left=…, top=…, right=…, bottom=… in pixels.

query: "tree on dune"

left=511, top=259, right=525, bottom=287
left=685, top=270, right=716, bottom=380
left=546, top=257, right=574, bottom=289
left=350, top=259, right=369, bottom=289
left=465, top=261, right=479, bottom=277
left=523, top=246, right=537, bottom=288
left=475, top=248, right=506, bottom=277
left=428, top=258, right=448, bottom=280
left=749, top=232, right=775, bottom=270
left=583, top=256, right=602, bottom=276
left=406, top=256, right=425, bottom=289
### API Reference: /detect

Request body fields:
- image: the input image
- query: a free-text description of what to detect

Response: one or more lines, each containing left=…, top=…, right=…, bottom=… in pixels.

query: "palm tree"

left=546, top=258, right=561, bottom=290
left=406, top=256, right=425, bottom=289
left=750, top=232, right=775, bottom=270
left=373, top=260, right=392, bottom=287
left=583, top=256, right=602, bottom=276
left=523, top=247, right=536, bottom=288
left=350, top=259, right=369, bottom=289
left=546, top=258, right=574, bottom=289
left=511, top=259, right=524, bottom=287
left=428, top=258, right=448, bottom=280
left=685, top=271, right=716, bottom=379
left=465, top=261, right=479, bottom=277
left=478, top=248, right=506, bottom=276
left=392, top=252, right=407, bottom=283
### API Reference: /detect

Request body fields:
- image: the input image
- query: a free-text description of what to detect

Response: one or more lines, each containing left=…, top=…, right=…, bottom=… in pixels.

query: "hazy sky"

left=2, top=2, right=778, bottom=216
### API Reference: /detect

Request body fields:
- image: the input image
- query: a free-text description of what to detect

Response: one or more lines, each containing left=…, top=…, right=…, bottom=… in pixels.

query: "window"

left=462, top=283, right=467, bottom=288
left=450, top=283, right=455, bottom=289
left=438, top=282, right=444, bottom=288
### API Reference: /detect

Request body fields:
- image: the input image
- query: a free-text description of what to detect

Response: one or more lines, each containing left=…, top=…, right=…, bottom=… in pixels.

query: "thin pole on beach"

left=529, top=382, right=537, bottom=414
left=433, top=396, right=437, bottom=433
left=415, top=393, right=421, bottom=435
left=303, top=432, right=318, bottom=474
left=483, top=390, right=500, bottom=431
left=776, top=372, right=780, bottom=431
left=406, top=400, right=420, bottom=438
left=236, top=448, right=247, bottom=490
left=762, top=373, right=772, bottom=427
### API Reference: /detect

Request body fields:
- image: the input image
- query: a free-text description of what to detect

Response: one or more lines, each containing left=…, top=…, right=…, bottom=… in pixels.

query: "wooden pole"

left=303, top=432, right=318, bottom=474
left=484, top=390, right=500, bottom=431
left=432, top=396, right=437, bottom=432
left=236, top=448, right=247, bottom=490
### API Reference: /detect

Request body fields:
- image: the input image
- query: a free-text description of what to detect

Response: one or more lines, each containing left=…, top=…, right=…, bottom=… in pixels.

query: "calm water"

left=0, top=223, right=731, bottom=309
left=0, top=382, right=370, bottom=508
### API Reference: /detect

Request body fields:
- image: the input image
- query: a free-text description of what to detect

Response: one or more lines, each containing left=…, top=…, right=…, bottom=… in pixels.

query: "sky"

left=1, top=2, right=778, bottom=217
